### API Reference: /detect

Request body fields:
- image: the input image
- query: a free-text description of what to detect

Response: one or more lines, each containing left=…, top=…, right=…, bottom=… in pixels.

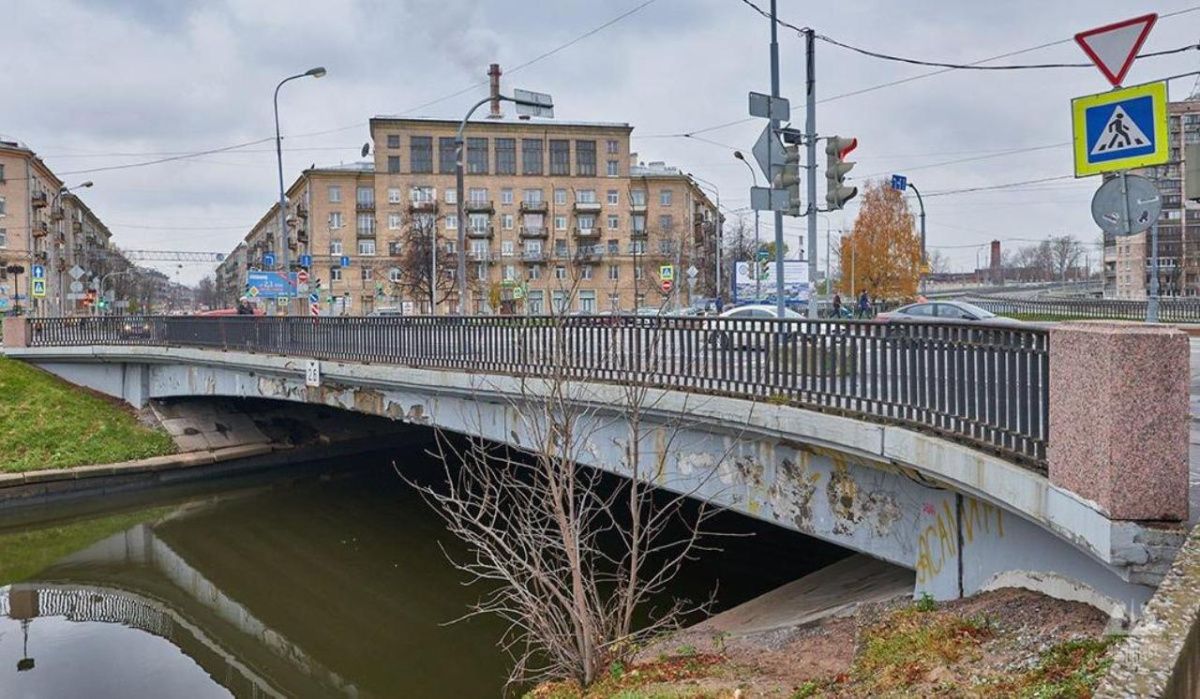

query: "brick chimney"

left=488, top=63, right=502, bottom=119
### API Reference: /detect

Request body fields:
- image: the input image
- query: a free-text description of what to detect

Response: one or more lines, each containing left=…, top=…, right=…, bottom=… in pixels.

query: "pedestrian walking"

left=856, top=290, right=871, bottom=319
left=831, top=293, right=842, bottom=319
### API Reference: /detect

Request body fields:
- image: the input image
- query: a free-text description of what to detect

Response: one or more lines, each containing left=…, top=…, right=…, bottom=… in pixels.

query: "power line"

left=857, top=141, right=1071, bottom=178
left=923, top=175, right=1076, bottom=198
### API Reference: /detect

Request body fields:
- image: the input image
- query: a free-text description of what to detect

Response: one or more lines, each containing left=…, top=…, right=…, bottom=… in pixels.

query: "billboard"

left=733, top=260, right=810, bottom=303
left=246, top=271, right=298, bottom=299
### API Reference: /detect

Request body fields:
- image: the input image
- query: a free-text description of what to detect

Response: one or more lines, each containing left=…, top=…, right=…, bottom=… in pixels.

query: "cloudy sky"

left=4, top=0, right=1198, bottom=284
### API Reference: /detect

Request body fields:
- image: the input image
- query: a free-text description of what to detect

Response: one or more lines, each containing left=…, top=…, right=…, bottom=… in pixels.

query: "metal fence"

left=24, top=315, right=1051, bottom=468
left=967, top=295, right=1200, bottom=323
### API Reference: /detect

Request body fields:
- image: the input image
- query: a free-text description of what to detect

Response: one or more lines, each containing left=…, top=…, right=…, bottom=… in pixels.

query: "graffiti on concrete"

left=916, top=500, right=957, bottom=586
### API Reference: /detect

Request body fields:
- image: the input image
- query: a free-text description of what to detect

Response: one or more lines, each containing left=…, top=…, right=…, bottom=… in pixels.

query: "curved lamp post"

left=274, top=66, right=326, bottom=314
left=732, top=151, right=761, bottom=301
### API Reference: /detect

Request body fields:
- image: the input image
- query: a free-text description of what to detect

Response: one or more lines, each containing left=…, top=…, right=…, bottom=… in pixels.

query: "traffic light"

left=825, top=136, right=858, bottom=211
left=773, top=144, right=802, bottom=216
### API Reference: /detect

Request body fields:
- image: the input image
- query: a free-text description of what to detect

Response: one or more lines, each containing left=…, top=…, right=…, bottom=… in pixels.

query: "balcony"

left=467, top=225, right=494, bottom=239
left=32, top=221, right=49, bottom=238
left=573, top=201, right=602, bottom=213
left=520, top=226, right=548, bottom=239
left=355, top=200, right=376, bottom=212
left=71, top=221, right=83, bottom=234
left=296, top=202, right=308, bottom=219
left=519, top=200, right=548, bottom=214
left=573, top=246, right=603, bottom=263
left=356, top=227, right=377, bottom=239
left=629, top=228, right=648, bottom=239
left=30, top=191, right=47, bottom=209
left=50, top=206, right=65, bottom=222
left=409, top=200, right=438, bottom=213
left=521, top=250, right=546, bottom=263
left=467, top=248, right=495, bottom=261
left=629, top=201, right=647, bottom=213
left=573, top=226, right=599, bottom=239
left=465, top=199, right=495, bottom=214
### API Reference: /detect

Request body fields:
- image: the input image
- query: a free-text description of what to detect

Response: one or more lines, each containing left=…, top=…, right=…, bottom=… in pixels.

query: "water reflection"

left=0, top=458, right=847, bottom=698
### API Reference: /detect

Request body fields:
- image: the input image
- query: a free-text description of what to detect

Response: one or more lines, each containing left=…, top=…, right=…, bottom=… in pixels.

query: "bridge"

left=3, top=314, right=1191, bottom=618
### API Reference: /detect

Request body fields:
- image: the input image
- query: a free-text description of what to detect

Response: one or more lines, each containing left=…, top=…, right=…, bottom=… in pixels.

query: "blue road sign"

left=262, top=252, right=276, bottom=267
left=0, top=298, right=9, bottom=310
left=299, top=254, right=313, bottom=268
left=31, top=264, right=46, bottom=279
left=1072, top=81, right=1168, bottom=177
left=756, top=249, right=770, bottom=262
left=245, top=270, right=297, bottom=299
left=891, top=174, right=908, bottom=191
left=340, top=256, right=351, bottom=268
left=308, top=292, right=319, bottom=303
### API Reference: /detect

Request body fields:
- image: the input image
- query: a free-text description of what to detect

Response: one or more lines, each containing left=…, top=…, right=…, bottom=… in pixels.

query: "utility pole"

left=803, top=27, right=818, bottom=319
left=770, top=0, right=785, bottom=318
left=910, top=182, right=926, bottom=295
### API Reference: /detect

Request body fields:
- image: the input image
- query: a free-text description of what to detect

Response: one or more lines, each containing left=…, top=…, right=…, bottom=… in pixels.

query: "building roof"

left=370, top=114, right=632, bottom=130
left=306, top=161, right=374, bottom=174
left=630, top=161, right=683, bottom=177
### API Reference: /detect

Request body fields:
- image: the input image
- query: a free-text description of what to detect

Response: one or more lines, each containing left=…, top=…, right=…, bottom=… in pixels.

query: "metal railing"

left=967, top=295, right=1200, bottom=323
left=23, top=315, right=1050, bottom=468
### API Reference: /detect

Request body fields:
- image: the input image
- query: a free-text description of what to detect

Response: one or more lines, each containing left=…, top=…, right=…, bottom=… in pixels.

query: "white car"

left=710, top=304, right=805, bottom=349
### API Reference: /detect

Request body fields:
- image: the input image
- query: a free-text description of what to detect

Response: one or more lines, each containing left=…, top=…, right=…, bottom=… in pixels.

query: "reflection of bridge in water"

left=5, top=521, right=362, bottom=698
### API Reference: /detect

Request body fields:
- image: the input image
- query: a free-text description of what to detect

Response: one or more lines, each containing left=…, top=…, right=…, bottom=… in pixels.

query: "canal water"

left=0, top=450, right=848, bottom=698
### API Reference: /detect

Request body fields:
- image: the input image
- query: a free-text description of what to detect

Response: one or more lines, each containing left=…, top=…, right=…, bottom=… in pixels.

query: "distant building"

left=1105, top=97, right=1200, bottom=299
left=0, top=137, right=115, bottom=315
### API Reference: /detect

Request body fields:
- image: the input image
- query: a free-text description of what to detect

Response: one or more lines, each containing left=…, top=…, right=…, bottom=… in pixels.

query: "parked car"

left=368, top=307, right=403, bottom=317
left=874, top=300, right=1022, bottom=325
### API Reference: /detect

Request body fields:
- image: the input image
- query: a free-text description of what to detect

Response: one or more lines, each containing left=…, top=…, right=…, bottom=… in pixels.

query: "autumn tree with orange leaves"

left=838, top=180, right=922, bottom=300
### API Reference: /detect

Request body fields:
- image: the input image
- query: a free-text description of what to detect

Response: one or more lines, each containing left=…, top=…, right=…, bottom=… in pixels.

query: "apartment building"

left=1106, top=98, right=1200, bottom=299
left=367, top=115, right=718, bottom=314
left=0, top=137, right=113, bottom=315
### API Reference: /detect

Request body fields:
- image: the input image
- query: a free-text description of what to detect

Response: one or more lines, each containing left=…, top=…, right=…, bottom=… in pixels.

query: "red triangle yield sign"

left=1075, top=13, right=1157, bottom=87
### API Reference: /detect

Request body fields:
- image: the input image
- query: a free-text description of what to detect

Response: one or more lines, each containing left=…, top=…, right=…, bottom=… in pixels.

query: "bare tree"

left=1048, top=235, right=1084, bottom=283
left=409, top=297, right=737, bottom=689
left=392, top=211, right=466, bottom=313
left=926, top=249, right=951, bottom=276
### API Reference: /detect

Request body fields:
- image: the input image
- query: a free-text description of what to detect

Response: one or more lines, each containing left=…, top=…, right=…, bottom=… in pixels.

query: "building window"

left=549, top=140, right=570, bottom=176
left=410, top=136, right=433, bottom=173
left=577, top=189, right=596, bottom=203
left=636, top=293, right=645, bottom=308
left=387, top=134, right=400, bottom=148
left=357, top=213, right=376, bottom=236
left=358, top=239, right=376, bottom=255
left=476, top=263, right=487, bottom=281
left=528, top=290, right=543, bottom=313
left=328, top=212, right=343, bottom=229
left=576, top=140, right=596, bottom=176
left=579, top=290, right=596, bottom=312
left=522, top=139, right=543, bottom=175
left=608, top=264, right=619, bottom=280
left=469, top=187, right=488, bottom=204
left=495, top=138, right=516, bottom=175
left=577, top=214, right=596, bottom=231
left=388, top=241, right=402, bottom=256
left=555, top=265, right=567, bottom=280
left=555, top=240, right=568, bottom=256
left=631, top=240, right=646, bottom=254
left=470, top=213, right=489, bottom=234
left=607, top=239, right=619, bottom=254
left=659, top=214, right=674, bottom=230
left=445, top=188, right=457, bottom=204
left=501, top=188, right=514, bottom=205
left=0, top=164, right=5, bottom=181
left=660, top=189, right=673, bottom=206
left=389, top=267, right=402, bottom=282
left=554, top=188, right=567, bottom=205
left=606, top=139, right=619, bottom=155
left=445, top=214, right=458, bottom=230
left=467, top=137, right=488, bottom=174
left=504, top=265, right=516, bottom=281
left=362, top=267, right=374, bottom=281
left=554, top=215, right=567, bottom=231
left=632, top=215, right=646, bottom=234
left=502, top=214, right=514, bottom=230
left=608, top=215, right=619, bottom=230
left=388, top=156, right=400, bottom=174
left=388, top=213, right=402, bottom=230
left=528, top=265, right=541, bottom=280
left=606, top=160, right=619, bottom=177
left=501, top=240, right=515, bottom=256
left=439, top=137, right=457, bottom=174
left=635, top=265, right=644, bottom=280
left=581, top=265, right=593, bottom=280
left=0, top=228, right=7, bottom=247
left=387, top=187, right=402, bottom=204
left=329, top=239, right=343, bottom=255
left=357, top=186, right=374, bottom=205
left=631, top=189, right=646, bottom=206
left=607, top=190, right=619, bottom=205
left=411, top=186, right=435, bottom=202
left=331, top=267, right=343, bottom=281
left=328, top=185, right=341, bottom=203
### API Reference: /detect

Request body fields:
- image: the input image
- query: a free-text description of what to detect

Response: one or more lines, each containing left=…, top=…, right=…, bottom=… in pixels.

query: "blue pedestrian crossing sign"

left=299, top=254, right=312, bottom=268
left=31, top=280, right=46, bottom=298
left=1072, top=81, right=1168, bottom=177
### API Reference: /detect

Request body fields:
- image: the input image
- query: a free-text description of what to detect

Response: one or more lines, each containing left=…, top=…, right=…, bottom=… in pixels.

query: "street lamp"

left=889, top=174, right=926, bottom=294
left=733, top=151, right=762, bottom=302
left=274, top=66, right=326, bottom=314
left=50, top=181, right=93, bottom=316
left=455, top=88, right=553, bottom=313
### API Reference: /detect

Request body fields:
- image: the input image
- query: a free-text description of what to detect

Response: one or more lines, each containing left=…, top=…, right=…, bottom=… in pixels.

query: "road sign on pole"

left=1090, top=173, right=1162, bottom=236
left=660, top=279, right=672, bottom=294
left=1074, top=14, right=1157, bottom=88
left=890, top=174, right=908, bottom=191
left=299, top=254, right=312, bottom=268
left=297, top=269, right=310, bottom=285
left=31, top=280, right=46, bottom=298
left=659, top=264, right=674, bottom=281
left=68, top=265, right=85, bottom=281
left=1072, top=81, right=1168, bottom=177
left=751, top=124, right=785, bottom=182
left=263, top=252, right=276, bottom=268
left=748, top=91, right=790, bottom=121
left=340, top=256, right=351, bottom=268
left=31, top=265, right=45, bottom=280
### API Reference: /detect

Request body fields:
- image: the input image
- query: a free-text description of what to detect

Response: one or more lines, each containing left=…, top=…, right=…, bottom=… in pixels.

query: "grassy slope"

left=0, top=357, right=175, bottom=472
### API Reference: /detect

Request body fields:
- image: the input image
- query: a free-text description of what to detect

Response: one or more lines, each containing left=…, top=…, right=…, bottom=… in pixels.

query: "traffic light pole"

left=803, top=28, right=818, bottom=319
left=769, top=0, right=785, bottom=318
